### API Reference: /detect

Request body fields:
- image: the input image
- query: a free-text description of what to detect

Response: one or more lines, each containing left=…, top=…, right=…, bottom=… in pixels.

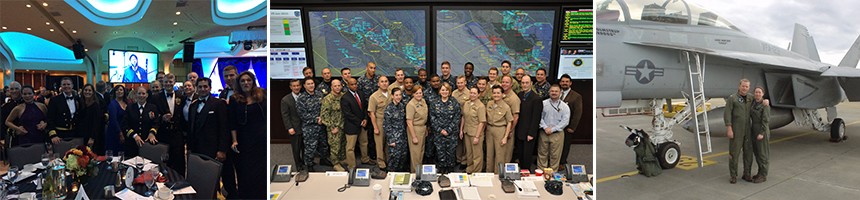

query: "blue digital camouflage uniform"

left=384, top=100, right=409, bottom=172
left=321, top=92, right=345, bottom=167
left=317, top=80, right=332, bottom=95
left=534, top=81, right=550, bottom=99
left=422, top=88, right=441, bottom=163
left=357, top=74, right=380, bottom=101
left=298, top=91, right=327, bottom=168
left=430, top=97, right=462, bottom=172
left=466, top=76, right=478, bottom=89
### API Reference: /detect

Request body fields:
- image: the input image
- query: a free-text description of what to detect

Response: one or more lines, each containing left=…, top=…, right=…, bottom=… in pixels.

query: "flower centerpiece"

left=64, top=145, right=98, bottom=183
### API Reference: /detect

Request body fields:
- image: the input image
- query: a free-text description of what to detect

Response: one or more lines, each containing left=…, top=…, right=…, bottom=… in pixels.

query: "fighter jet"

left=595, top=0, right=860, bottom=169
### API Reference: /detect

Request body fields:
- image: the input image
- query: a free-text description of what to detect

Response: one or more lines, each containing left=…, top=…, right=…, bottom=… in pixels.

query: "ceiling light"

left=1, top=27, right=6, bottom=30
left=173, top=22, right=178, bottom=26
left=176, top=11, right=181, bottom=15
left=72, top=30, right=77, bottom=34
left=42, top=2, right=48, bottom=7
left=49, top=29, right=54, bottom=32
left=84, top=49, right=88, bottom=52
left=26, top=27, right=32, bottom=31
left=26, top=4, right=31, bottom=8
left=46, top=22, right=51, bottom=25
left=59, top=21, right=65, bottom=24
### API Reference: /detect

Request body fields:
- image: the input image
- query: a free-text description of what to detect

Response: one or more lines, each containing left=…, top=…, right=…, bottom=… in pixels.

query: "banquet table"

left=11, top=161, right=193, bottom=200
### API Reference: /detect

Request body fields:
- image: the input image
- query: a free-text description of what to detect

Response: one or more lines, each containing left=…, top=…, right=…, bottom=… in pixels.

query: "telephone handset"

left=566, top=164, right=589, bottom=183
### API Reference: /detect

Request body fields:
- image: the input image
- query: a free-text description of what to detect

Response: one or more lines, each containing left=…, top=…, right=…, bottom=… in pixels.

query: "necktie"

left=354, top=92, right=362, bottom=110
left=66, top=96, right=74, bottom=100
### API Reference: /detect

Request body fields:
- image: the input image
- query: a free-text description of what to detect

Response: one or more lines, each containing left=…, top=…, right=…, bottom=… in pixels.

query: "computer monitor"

left=270, top=48, right=307, bottom=79
left=270, top=9, right=305, bottom=43
left=557, top=47, right=593, bottom=79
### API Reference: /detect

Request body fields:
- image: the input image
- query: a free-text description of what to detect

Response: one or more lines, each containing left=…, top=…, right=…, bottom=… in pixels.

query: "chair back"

left=139, top=143, right=169, bottom=164
left=8, top=143, right=46, bottom=168
left=186, top=153, right=222, bottom=199
left=53, top=137, right=83, bottom=155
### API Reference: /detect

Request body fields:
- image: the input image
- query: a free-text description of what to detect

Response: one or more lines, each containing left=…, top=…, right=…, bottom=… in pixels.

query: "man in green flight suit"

left=724, top=79, right=754, bottom=184
left=321, top=79, right=346, bottom=171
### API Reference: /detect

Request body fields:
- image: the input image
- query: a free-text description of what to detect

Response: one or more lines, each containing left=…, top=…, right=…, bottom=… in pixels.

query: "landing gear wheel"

left=657, top=142, right=680, bottom=169
left=830, top=118, right=847, bottom=142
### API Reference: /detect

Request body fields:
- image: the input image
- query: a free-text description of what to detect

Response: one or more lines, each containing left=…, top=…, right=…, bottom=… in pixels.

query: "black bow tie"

left=65, top=96, right=74, bottom=100
left=166, top=93, right=173, bottom=98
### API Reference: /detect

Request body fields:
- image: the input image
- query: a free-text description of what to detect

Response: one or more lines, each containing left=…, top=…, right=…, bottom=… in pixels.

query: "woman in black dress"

left=79, top=84, right=105, bottom=154
left=229, top=71, right=266, bottom=199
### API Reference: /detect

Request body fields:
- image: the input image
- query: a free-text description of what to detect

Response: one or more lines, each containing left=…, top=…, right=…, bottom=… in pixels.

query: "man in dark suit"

left=188, top=77, right=229, bottom=160
left=216, top=66, right=238, bottom=198
left=47, top=78, right=83, bottom=144
left=219, top=65, right=238, bottom=101
left=280, top=79, right=305, bottom=171
left=514, top=75, right=544, bottom=172
left=341, top=78, right=368, bottom=170
left=558, top=74, right=583, bottom=170
left=151, top=74, right=186, bottom=174
left=122, top=86, right=160, bottom=157
left=123, top=54, right=148, bottom=83
left=95, top=81, right=109, bottom=111
left=188, top=77, right=231, bottom=197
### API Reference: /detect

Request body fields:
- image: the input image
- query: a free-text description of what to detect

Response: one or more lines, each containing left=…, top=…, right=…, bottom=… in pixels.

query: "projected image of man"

left=123, top=54, right=148, bottom=82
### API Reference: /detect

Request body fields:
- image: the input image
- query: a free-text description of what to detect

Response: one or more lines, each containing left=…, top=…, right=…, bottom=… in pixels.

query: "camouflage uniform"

left=534, top=81, right=550, bottom=99
left=479, top=90, right=493, bottom=106
left=384, top=100, right=409, bottom=172
left=440, top=75, right=456, bottom=89
left=465, top=76, right=478, bottom=89
left=321, top=92, right=345, bottom=167
left=317, top=80, right=332, bottom=95
left=298, top=91, right=327, bottom=168
left=357, top=74, right=380, bottom=101
left=430, top=97, right=462, bottom=172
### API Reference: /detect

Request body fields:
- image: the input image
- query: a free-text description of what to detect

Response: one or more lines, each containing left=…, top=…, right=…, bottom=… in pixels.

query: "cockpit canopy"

left=596, top=0, right=741, bottom=31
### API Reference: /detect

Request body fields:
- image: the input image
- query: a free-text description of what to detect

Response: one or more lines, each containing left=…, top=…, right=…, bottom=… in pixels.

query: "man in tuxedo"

left=47, top=78, right=83, bottom=143
left=1, top=82, right=22, bottom=149
left=341, top=78, right=368, bottom=169
left=281, top=79, right=305, bottom=171
left=216, top=65, right=238, bottom=198
left=96, top=81, right=108, bottom=110
left=558, top=74, right=583, bottom=170
left=122, top=86, right=160, bottom=157
left=188, top=78, right=231, bottom=196
left=152, top=74, right=186, bottom=174
left=219, top=65, right=238, bottom=101
left=514, top=75, right=543, bottom=172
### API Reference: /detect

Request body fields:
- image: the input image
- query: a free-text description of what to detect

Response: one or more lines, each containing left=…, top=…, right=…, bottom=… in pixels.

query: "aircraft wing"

left=626, top=41, right=828, bottom=73
left=821, top=66, right=860, bottom=77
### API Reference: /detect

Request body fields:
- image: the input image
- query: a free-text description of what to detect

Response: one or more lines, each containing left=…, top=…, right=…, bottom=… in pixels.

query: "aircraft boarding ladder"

left=684, top=51, right=712, bottom=167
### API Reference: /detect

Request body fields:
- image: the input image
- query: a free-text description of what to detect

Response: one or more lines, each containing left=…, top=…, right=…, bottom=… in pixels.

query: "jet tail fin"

left=790, top=23, right=821, bottom=62
left=838, top=34, right=860, bottom=67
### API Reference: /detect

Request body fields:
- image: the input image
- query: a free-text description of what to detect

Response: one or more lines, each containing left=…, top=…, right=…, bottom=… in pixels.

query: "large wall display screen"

left=109, top=49, right=158, bottom=83
left=308, top=9, right=427, bottom=76
left=435, top=9, right=556, bottom=76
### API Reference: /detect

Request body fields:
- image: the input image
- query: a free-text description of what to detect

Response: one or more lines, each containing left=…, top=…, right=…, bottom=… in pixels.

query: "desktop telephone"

left=566, top=164, right=589, bottom=183
left=348, top=168, right=371, bottom=187
left=271, top=165, right=292, bottom=182
left=498, top=163, right=521, bottom=180
left=416, top=164, right=438, bottom=181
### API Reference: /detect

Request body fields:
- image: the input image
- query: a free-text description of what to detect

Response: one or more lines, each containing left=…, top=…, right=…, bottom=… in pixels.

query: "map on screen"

left=308, top=10, right=427, bottom=76
left=436, top=9, right=555, bottom=76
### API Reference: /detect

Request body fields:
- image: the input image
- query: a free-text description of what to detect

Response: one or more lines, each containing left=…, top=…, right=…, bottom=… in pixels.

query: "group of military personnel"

left=281, top=60, right=584, bottom=174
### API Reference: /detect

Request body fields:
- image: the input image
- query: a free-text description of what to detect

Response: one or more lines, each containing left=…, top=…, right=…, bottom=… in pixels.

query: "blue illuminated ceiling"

left=65, top=0, right=152, bottom=26
left=212, top=0, right=266, bottom=26
left=0, top=32, right=83, bottom=64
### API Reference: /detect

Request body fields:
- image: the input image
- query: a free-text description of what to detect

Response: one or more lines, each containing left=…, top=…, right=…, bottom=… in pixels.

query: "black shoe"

left=752, top=175, right=767, bottom=183
left=730, top=176, right=737, bottom=184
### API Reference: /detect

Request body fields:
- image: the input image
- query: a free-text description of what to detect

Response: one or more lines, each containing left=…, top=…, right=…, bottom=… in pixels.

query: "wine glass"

left=144, top=168, right=158, bottom=196
left=105, top=150, right=114, bottom=170
left=41, top=153, right=50, bottom=167
left=160, top=154, right=170, bottom=175
left=135, top=157, right=145, bottom=170
left=7, top=166, right=19, bottom=195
